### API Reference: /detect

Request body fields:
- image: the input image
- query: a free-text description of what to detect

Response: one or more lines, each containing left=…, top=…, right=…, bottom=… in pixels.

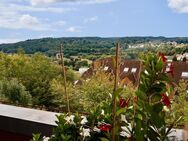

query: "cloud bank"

left=0, top=1, right=70, bottom=31
left=168, top=0, right=188, bottom=13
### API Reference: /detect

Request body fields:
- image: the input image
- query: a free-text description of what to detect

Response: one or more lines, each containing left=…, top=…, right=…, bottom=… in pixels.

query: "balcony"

left=0, top=104, right=59, bottom=141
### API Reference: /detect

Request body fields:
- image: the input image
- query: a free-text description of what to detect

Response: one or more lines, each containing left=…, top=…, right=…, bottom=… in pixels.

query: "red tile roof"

left=81, top=57, right=143, bottom=87
left=170, top=62, right=188, bottom=82
left=81, top=58, right=188, bottom=87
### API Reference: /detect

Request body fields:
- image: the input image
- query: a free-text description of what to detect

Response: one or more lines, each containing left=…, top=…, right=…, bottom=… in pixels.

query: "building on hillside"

left=176, top=53, right=188, bottom=61
left=56, top=53, right=63, bottom=60
left=80, top=57, right=143, bottom=87
left=170, top=61, right=188, bottom=83
left=183, top=53, right=188, bottom=59
left=176, top=54, right=183, bottom=61
left=78, top=57, right=188, bottom=88
left=166, top=41, right=177, bottom=46
left=119, top=60, right=142, bottom=87
left=78, top=67, right=89, bottom=75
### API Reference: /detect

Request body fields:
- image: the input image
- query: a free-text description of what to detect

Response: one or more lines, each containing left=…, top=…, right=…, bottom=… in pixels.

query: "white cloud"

left=84, top=16, right=98, bottom=23
left=30, top=0, right=116, bottom=5
left=19, top=14, right=40, bottom=26
left=0, top=0, right=112, bottom=32
left=18, top=14, right=51, bottom=31
left=168, top=0, right=188, bottom=13
left=31, top=0, right=57, bottom=6
left=9, top=4, right=75, bottom=13
left=0, top=2, right=69, bottom=31
left=66, top=26, right=81, bottom=32
left=0, top=12, right=51, bottom=31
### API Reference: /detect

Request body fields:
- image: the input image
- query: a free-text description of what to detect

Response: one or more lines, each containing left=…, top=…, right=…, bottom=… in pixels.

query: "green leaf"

left=156, top=58, right=163, bottom=71
left=31, top=133, right=42, bottom=141
left=137, top=114, right=143, bottom=120
left=150, top=112, right=165, bottom=128
left=153, top=103, right=163, bottom=113
left=113, top=88, right=123, bottom=98
left=100, top=137, right=109, bottom=141
left=116, top=108, right=125, bottom=116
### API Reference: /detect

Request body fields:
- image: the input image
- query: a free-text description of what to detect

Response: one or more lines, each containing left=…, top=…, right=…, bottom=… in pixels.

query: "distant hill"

left=1, top=37, right=188, bottom=57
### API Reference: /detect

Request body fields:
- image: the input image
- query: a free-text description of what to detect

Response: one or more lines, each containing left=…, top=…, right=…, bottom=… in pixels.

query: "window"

left=167, top=63, right=171, bottom=67
left=131, top=68, right=137, bottom=73
left=123, top=67, right=129, bottom=72
left=166, top=67, right=170, bottom=72
left=181, top=72, right=188, bottom=78
left=104, top=66, right=109, bottom=71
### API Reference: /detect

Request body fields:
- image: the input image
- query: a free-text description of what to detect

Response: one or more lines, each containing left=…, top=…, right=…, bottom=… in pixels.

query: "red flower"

left=120, top=97, right=130, bottom=108
left=158, top=52, right=167, bottom=63
left=161, top=93, right=171, bottom=107
left=98, top=124, right=112, bottom=132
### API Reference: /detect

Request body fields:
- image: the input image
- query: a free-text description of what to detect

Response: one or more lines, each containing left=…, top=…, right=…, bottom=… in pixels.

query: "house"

left=171, top=61, right=188, bottom=83
left=167, top=41, right=177, bottom=46
left=80, top=57, right=188, bottom=88
left=81, top=57, right=143, bottom=87
left=176, top=54, right=183, bottom=61
left=56, top=53, right=63, bottom=60
left=175, top=53, right=188, bottom=61
left=78, top=67, right=89, bottom=75
left=119, top=60, right=142, bottom=87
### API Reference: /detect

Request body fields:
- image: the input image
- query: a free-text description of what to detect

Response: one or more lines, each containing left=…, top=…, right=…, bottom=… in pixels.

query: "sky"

left=1, top=0, right=188, bottom=43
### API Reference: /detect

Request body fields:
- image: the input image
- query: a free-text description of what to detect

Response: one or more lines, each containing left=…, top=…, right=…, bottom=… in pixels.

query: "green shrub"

left=0, top=79, right=32, bottom=105
left=167, top=80, right=188, bottom=127
left=77, top=71, right=114, bottom=112
left=31, top=53, right=179, bottom=141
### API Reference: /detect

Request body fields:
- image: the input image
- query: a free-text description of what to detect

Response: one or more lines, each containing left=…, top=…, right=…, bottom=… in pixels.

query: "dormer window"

left=167, top=63, right=171, bottom=67
left=123, top=67, right=129, bottom=72
left=166, top=67, right=170, bottom=72
left=131, top=68, right=137, bottom=73
left=104, top=66, right=109, bottom=71
left=181, top=72, right=188, bottom=78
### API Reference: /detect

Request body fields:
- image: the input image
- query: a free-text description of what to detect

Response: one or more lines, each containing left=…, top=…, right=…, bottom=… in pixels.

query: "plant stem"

left=112, top=42, right=120, bottom=141
left=60, top=44, right=70, bottom=113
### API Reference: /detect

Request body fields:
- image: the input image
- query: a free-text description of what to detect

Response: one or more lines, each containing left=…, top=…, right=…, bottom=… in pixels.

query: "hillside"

left=1, top=36, right=188, bottom=57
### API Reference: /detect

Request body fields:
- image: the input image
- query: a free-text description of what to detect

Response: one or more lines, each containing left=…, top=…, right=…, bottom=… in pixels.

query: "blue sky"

left=1, top=0, right=188, bottom=43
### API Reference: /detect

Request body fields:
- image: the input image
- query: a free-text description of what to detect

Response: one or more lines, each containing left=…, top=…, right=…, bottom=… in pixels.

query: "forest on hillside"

left=1, top=37, right=188, bottom=57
